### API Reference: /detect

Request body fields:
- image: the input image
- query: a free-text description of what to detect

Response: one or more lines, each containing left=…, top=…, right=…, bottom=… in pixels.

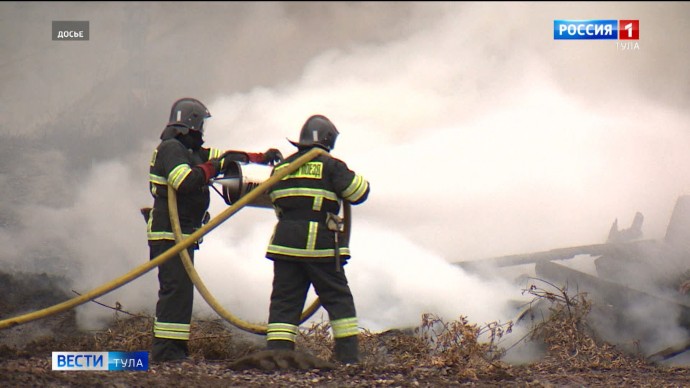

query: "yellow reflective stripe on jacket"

left=149, top=174, right=167, bottom=196
left=208, top=148, right=225, bottom=171
left=312, top=196, right=323, bottom=211
left=267, top=245, right=350, bottom=258
left=147, top=231, right=194, bottom=241
left=209, top=148, right=223, bottom=159
left=149, top=174, right=167, bottom=185
left=154, top=320, right=191, bottom=341
left=342, top=174, right=368, bottom=202
left=266, top=323, right=298, bottom=342
left=168, top=164, right=192, bottom=189
left=150, top=149, right=158, bottom=167
left=270, top=188, right=337, bottom=213
left=269, top=188, right=338, bottom=202
left=331, top=317, right=358, bottom=338
left=306, top=222, right=318, bottom=250
left=147, top=212, right=194, bottom=241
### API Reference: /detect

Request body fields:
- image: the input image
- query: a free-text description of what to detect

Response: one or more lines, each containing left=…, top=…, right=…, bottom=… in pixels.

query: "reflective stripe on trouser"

left=266, top=323, right=299, bottom=343
left=154, top=319, right=191, bottom=340
left=331, top=317, right=358, bottom=338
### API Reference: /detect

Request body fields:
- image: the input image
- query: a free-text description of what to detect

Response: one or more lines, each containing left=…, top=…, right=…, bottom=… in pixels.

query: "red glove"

left=247, top=153, right=264, bottom=163
left=197, top=159, right=221, bottom=182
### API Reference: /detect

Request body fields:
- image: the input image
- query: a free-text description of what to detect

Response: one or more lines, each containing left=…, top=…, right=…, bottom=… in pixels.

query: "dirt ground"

left=1, top=358, right=689, bottom=388
left=2, top=271, right=690, bottom=387
left=2, top=333, right=690, bottom=387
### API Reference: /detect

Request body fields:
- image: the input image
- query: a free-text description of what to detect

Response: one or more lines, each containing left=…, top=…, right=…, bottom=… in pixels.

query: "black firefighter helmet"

left=168, top=98, right=211, bottom=133
left=289, top=115, right=339, bottom=151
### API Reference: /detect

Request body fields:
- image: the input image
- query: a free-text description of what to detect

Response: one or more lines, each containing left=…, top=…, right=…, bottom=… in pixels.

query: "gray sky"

left=1, top=1, right=690, bottom=362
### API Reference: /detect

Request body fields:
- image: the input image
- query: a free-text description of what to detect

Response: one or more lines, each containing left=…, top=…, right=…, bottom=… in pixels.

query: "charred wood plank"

left=454, top=240, right=657, bottom=270
left=534, top=260, right=690, bottom=313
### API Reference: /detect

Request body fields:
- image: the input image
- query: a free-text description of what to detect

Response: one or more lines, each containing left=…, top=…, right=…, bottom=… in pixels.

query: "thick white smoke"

left=196, top=2, right=690, bottom=360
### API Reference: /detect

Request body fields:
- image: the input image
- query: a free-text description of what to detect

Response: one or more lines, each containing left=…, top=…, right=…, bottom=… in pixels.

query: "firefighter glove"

left=219, top=154, right=239, bottom=174
left=221, top=150, right=250, bottom=164
left=198, top=158, right=222, bottom=182
left=262, top=148, right=283, bottom=165
left=209, top=158, right=223, bottom=174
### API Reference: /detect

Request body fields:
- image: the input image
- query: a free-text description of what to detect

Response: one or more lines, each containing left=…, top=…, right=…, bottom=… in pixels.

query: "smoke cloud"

left=2, top=2, right=690, bottom=363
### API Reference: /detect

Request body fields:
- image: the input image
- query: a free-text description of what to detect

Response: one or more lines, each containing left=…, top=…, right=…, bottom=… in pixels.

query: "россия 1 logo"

left=554, top=20, right=639, bottom=40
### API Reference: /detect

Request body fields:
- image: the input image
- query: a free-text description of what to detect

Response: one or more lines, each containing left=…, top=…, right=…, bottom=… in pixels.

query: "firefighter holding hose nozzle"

left=145, top=97, right=282, bottom=362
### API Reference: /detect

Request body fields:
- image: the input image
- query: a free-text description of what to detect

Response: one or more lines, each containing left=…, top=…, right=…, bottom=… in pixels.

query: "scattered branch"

left=71, top=290, right=145, bottom=318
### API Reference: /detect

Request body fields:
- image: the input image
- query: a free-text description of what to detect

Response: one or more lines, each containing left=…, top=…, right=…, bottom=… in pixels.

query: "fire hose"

left=0, top=148, right=327, bottom=330
left=167, top=181, right=342, bottom=334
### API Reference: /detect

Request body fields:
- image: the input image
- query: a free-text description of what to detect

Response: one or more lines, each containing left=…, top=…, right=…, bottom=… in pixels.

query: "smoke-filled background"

left=2, top=2, right=690, bottom=363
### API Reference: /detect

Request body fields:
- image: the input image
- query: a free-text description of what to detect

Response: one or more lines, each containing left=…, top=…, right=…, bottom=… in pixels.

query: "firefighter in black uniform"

left=147, top=97, right=282, bottom=362
left=264, top=114, right=370, bottom=363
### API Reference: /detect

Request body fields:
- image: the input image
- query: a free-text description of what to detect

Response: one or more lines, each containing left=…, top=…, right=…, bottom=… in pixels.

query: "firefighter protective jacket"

left=147, top=134, right=223, bottom=242
left=266, top=148, right=370, bottom=262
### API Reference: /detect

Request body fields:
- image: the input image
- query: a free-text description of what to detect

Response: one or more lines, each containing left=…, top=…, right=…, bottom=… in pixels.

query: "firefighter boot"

left=334, top=335, right=360, bottom=364
left=152, top=338, right=189, bottom=362
left=266, top=339, right=295, bottom=351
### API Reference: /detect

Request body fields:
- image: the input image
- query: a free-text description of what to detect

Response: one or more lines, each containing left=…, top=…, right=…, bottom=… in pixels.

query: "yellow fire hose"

left=167, top=182, right=328, bottom=334
left=0, top=148, right=326, bottom=330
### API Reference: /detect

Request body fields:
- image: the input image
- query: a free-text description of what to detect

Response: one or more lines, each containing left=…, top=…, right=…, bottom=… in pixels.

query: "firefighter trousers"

left=267, top=259, right=359, bottom=362
left=149, top=240, right=195, bottom=362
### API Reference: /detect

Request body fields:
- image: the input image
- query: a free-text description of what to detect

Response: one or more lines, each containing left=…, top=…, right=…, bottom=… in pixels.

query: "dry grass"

left=65, top=305, right=518, bottom=382
left=520, top=278, right=648, bottom=371
left=3, top=278, right=655, bottom=381
left=4, top=277, right=687, bottom=387
left=63, top=279, right=649, bottom=378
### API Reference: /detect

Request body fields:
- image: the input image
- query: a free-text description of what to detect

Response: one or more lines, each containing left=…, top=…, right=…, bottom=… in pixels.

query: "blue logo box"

left=554, top=20, right=618, bottom=40
left=52, top=351, right=149, bottom=371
